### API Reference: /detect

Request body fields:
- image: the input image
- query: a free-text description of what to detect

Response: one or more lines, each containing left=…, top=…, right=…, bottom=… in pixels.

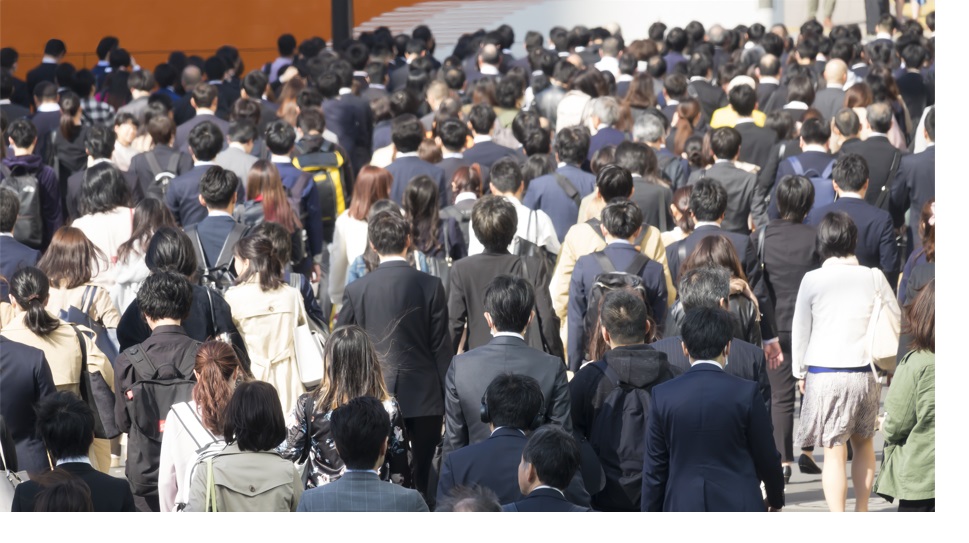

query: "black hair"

left=0, top=187, right=18, bottom=232
left=495, top=76, right=524, bottom=109
left=521, top=425, right=580, bottom=490
left=187, top=121, right=224, bottom=161
left=485, top=373, right=544, bottom=430
left=35, top=391, right=95, bottom=461
left=728, top=84, right=757, bottom=117
left=365, top=61, right=388, bottom=85
left=44, top=39, right=67, bottom=58
left=687, top=53, right=712, bottom=78
left=601, top=198, right=643, bottom=239
left=203, top=56, right=226, bottom=82
left=925, top=107, right=935, bottom=141
left=488, top=157, right=523, bottom=194
left=554, top=126, right=591, bottom=165
left=438, top=118, right=468, bottom=152
left=600, top=287, right=649, bottom=345
left=816, top=211, right=857, bottom=260
left=199, top=166, right=239, bottom=209
left=34, top=81, right=58, bottom=102
left=344, top=40, right=371, bottom=71
left=223, top=381, right=287, bottom=452
left=278, top=34, right=297, bottom=56
left=594, top=163, right=633, bottom=202
left=776, top=175, right=815, bottom=223
left=390, top=113, right=423, bottom=153
left=663, top=73, right=688, bottom=100
left=613, top=141, right=655, bottom=178
left=127, top=69, right=154, bottom=92
left=798, top=117, right=830, bottom=145
left=331, top=395, right=391, bottom=470
left=264, top=119, right=297, bottom=155
left=70, top=69, right=96, bottom=98
left=6, top=118, right=37, bottom=149
left=32, top=469, right=94, bottom=512
left=77, top=162, right=131, bottom=216
left=153, top=63, right=177, bottom=89
left=689, top=178, right=729, bottom=221
left=368, top=210, right=410, bottom=255
left=483, top=275, right=534, bottom=332
left=680, top=306, right=734, bottom=360
left=145, top=226, right=198, bottom=277
left=9, top=267, right=60, bottom=336
left=786, top=74, right=816, bottom=105
left=468, top=104, right=497, bottom=135
left=402, top=176, right=442, bottom=255
left=226, top=119, right=256, bottom=145
left=710, top=127, right=742, bottom=159
left=471, top=195, right=517, bottom=253
left=96, top=36, right=118, bottom=60
left=666, top=27, right=688, bottom=53
left=137, top=270, right=193, bottom=321
left=832, top=153, right=869, bottom=193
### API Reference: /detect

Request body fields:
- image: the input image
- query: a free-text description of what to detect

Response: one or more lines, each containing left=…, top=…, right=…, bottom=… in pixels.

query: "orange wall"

left=1, top=0, right=428, bottom=74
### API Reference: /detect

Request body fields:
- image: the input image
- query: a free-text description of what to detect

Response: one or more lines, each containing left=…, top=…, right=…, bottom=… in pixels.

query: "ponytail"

left=233, top=236, right=283, bottom=292
left=58, top=91, right=82, bottom=141
left=193, top=341, right=243, bottom=433
left=9, top=267, right=60, bottom=336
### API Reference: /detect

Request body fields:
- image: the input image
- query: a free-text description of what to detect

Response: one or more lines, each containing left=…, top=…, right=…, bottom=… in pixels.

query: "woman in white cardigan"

left=792, top=211, right=900, bottom=513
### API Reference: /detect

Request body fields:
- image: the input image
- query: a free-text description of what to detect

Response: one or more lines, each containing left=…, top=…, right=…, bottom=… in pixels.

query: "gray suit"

left=812, top=87, right=846, bottom=121
left=214, top=145, right=259, bottom=183
left=688, top=161, right=767, bottom=234
left=296, top=471, right=429, bottom=512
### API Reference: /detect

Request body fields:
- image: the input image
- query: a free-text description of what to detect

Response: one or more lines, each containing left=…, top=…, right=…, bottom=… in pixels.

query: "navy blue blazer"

left=386, top=156, right=449, bottom=208
left=462, top=140, right=523, bottom=171
left=174, top=114, right=230, bottom=154
left=522, top=164, right=596, bottom=242
left=891, top=145, right=934, bottom=255
left=769, top=151, right=837, bottom=220
left=0, top=337, right=56, bottom=474
left=641, top=364, right=784, bottom=512
left=194, top=215, right=245, bottom=268
left=164, top=164, right=214, bottom=228
left=587, top=127, right=628, bottom=160
left=808, top=197, right=896, bottom=277
left=274, top=161, right=323, bottom=260
left=322, top=95, right=372, bottom=174
left=0, top=235, right=39, bottom=301
left=568, top=243, right=668, bottom=370
left=504, top=487, right=592, bottom=512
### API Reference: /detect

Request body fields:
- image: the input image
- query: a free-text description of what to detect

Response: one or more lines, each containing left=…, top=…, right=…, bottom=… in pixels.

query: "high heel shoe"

left=783, top=465, right=792, bottom=483
left=798, top=453, right=822, bottom=474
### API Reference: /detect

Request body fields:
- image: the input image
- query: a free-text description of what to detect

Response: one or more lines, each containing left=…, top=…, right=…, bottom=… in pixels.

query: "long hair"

left=402, top=176, right=442, bottom=254
left=58, top=91, right=82, bottom=141
left=450, top=164, right=483, bottom=201
left=77, top=162, right=131, bottom=216
left=680, top=234, right=748, bottom=282
left=673, top=99, right=701, bottom=155
left=117, top=198, right=176, bottom=264
left=314, top=325, right=390, bottom=412
left=37, top=227, right=107, bottom=289
left=193, top=341, right=243, bottom=434
left=233, top=235, right=283, bottom=291
left=919, top=198, right=935, bottom=262
left=905, top=279, right=934, bottom=353
left=246, top=160, right=301, bottom=234
left=9, top=267, right=60, bottom=336
left=348, top=166, right=392, bottom=221
left=672, top=185, right=695, bottom=234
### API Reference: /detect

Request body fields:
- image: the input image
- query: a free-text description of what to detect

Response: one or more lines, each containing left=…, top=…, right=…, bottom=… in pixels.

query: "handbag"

left=866, top=268, right=901, bottom=373
left=292, top=288, right=326, bottom=389
left=72, top=325, right=122, bottom=439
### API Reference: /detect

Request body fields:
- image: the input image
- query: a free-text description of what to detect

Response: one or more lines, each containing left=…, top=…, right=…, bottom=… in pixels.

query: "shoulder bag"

left=292, top=287, right=326, bottom=389
left=866, top=268, right=901, bottom=374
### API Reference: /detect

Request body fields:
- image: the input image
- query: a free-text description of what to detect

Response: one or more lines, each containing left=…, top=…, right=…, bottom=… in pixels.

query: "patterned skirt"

left=795, top=369, right=880, bottom=448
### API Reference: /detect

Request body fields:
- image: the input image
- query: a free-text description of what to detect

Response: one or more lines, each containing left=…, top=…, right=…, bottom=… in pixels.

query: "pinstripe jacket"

left=296, top=471, right=429, bottom=512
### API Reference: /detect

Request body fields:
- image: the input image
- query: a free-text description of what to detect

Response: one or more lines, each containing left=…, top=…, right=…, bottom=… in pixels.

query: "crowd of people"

left=0, top=8, right=935, bottom=513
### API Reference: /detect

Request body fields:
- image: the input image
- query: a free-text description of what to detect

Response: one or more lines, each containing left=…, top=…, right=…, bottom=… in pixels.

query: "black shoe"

left=798, top=453, right=822, bottom=474
left=783, top=465, right=792, bottom=483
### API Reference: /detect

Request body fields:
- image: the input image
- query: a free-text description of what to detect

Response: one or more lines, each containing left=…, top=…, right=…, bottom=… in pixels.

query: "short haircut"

left=759, top=54, right=781, bottom=76
left=775, top=175, right=815, bottom=223
left=145, top=227, right=197, bottom=277
left=601, top=198, right=643, bottom=239
left=483, top=275, right=534, bottom=332
left=35, top=392, right=94, bottom=461
left=242, top=70, right=268, bottom=99
left=199, top=166, right=239, bottom=208
left=832, top=153, right=869, bottom=193
left=85, top=124, right=116, bottom=160
left=786, top=75, right=815, bottom=105
left=689, top=178, right=729, bottom=221
left=223, top=381, right=287, bottom=452
left=925, top=107, right=935, bottom=141
left=435, top=485, right=502, bottom=512
left=203, top=56, right=226, bottom=81
left=6, top=118, right=37, bottom=148
left=264, top=119, right=296, bottom=155
left=471, top=195, right=517, bottom=252
left=664, top=73, right=688, bottom=100
left=589, top=96, right=620, bottom=126
left=728, top=84, right=757, bottom=117
left=710, top=127, right=741, bottom=159
left=489, top=157, right=523, bottom=194
left=437, top=118, right=467, bottom=152
left=866, top=102, right=893, bottom=134
left=485, top=373, right=544, bottom=430
left=632, top=114, right=665, bottom=144
left=554, top=126, right=591, bottom=165
left=226, top=120, right=256, bottom=144
left=96, top=36, right=119, bottom=60
left=127, top=69, right=154, bottom=92
left=278, top=34, right=297, bottom=56
left=816, top=211, right=857, bottom=260
left=44, top=39, right=67, bottom=58
left=331, top=395, right=391, bottom=470
left=390, top=113, right=423, bottom=153
left=137, top=270, right=193, bottom=321
left=191, top=82, right=218, bottom=109
left=799, top=118, right=830, bottom=145
left=496, top=76, right=524, bottom=109
left=613, top=141, right=655, bottom=177
left=833, top=108, right=861, bottom=138
left=0, top=187, right=19, bottom=232
left=678, top=266, right=730, bottom=311
left=187, top=121, right=224, bottom=161
left=680, top=306, right=734, bottom=359
left=368, top=210, right=410, bottom=255
left=600, top=289, right=648, bottom=345
left=468, top=104, right=497, bottom=135
left=296, top=107, right=326, bottom=134
left=521, top=425, right=580, bottom=490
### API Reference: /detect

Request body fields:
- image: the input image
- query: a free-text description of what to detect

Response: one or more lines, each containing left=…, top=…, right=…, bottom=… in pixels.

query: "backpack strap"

left=170, top=402, right=217, bottom=452
left=624, top=252, right=651, bottom=276
left=204, top=286, right=218, bottom=334
left=71, top=325, right=89, bottom=385
left=166, top=152, right=181, bottom=173
left=80, top=285, right=97, bottom=315
left=554, top=173, right=581, bottom=206
left=586, top=218, right=605, bottom=241
left=0, top=164, right=12, bottom=179
left=757, top=224, right=769, bottom=270
left=184, top=225, right=208, bottom=273
left=124, top=344, right=158, bottom=381
left=875, top=151, right=902, bottom=209
left=213, top=222, right=249, bottom=269
left=592, top=251, right=616, bottom=274
left=677, top=240, right=688, bottom=266
left=145, top=152, right=163, bottom=178
left=592, top=360, right=621, bottom=388
left=821, top=159, right=836, bottom=179
left=789, top=156, right=804, bottom=176
left=517, top=257, right=553, bottom=355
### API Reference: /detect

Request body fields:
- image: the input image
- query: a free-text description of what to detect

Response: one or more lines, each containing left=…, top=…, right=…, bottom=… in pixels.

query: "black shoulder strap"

left=204, top=286, right=218, bottom=334
left=554, top=173, right=581, bottom=205
left=592, top=252, right=616, bottom=274
left=71, top=325, right=89, bottom=388
left=0, top=164, right=11, bottom=179
left=145, top=151, right=163, bottom=177
left=517, top=256, right=552, bottom=355
left=125, top=344, right=158, bottom=381
left=757, top=224, right=768, bottom=270
left=185, top=225, right=207, bottom=271
left=875, top=151, right=902, bottom=209
left=593, top=360, right=621, bottom=387
left=625, top=252, right=651, bottom=276
left=166, top=152, right=181, bottom=172
left=214, top=222, right=249, bottom=269
left=586, top=218, right=605, bottom=241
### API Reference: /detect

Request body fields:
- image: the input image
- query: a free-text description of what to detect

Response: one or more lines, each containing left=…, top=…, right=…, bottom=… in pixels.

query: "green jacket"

left=874, top=349, right=935, bottom=501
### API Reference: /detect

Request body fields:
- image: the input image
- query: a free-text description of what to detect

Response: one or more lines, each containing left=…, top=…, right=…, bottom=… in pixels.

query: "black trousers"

left=865, top=0, right=889, bottom=33
left=404, top=415, right=443, bottom=502
left=769, top=337, right=797, bottom=462
left=134, top=494, right=159, bottom=512
left=898, top=498, right=935, bottom=512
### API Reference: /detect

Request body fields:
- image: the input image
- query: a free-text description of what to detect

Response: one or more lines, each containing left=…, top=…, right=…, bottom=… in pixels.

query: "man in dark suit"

left=165, top=121, right=223, bottom=228
left=0, top=189, right=40, bottom=302
left=240, top=70, right=278, bottom=136
left=523, top=126, right=596, bottom=241
left=386, top=114, right=448, bottom=207
left=28, top=82, right=61, bottom=160
left=438, top=374, right=590, bottom=507
left=443, top=274, right=571, bottom=454
left=128, top=116, right=193, bottom=203
left=769, top=118, right=837, bottom=220
left=641, top=306, right=784, bottom=512
left=174, top=83, right=230, bottom=153
left=896, top=44, right=929, bottom=129
left=586, top=97, right=627, bottom=160
left=202, top=56, right=239, bottom=122
left=463, top=104, right=523, bottom=176
left=687, top=127, right=767, bottom=234
left=0, top=76, right=30, bottom=121
left=338, top=212, right=452, bottom=499
left=12, top=391, right=136, bottom=512
left=813, top=59, right=848, bottom=122
left=660, top=73, right=688, bottom=124
left=25, top=39, right=65, bottom=98
left=891, top=108, right=934, bottom=257
left=361, top=62, right=389, bottom=104
left=662, top=28, right=690, bottom=73
left=614, top=142, right=674, bottom=231
left=569, top=290, right=680, bottom=511
left=568, top=199, right=668, bottom=368
left=504, top=425, right=592, bottom=512
left=730, top=85, right=777, bottom=171
left=840, top=102, right=905, bottom=218
left=437, top=118, right=474, bottom=188
left=188, top=166, right=248, bottom=277
left=0, top=337, right=54, bottom=474
left=755, top=54, right=782, bottom=111
left=1, top=48, right=31, bottom=108
left=297, top=397, right=429, bottom=512
left=809, top=153, right=897, bottom=282
left=686, top=54, right=727, bottom=120
left=323, top=60, right=373, bottom=176
left=388, top=38, right=427, bottom=92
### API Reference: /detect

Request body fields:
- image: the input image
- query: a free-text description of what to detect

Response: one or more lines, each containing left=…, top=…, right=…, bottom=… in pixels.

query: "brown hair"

left=673, top=99, right=701, bottom=155
left=672, top=185, right=695, bottom=234
left=193, top=341, right=243, bottom=433
left=147, top=115, right=176, bottom=146
left=451, top=164, right=483, bottom=200
left=246, top=160, right=302, bottom=233
left=348, top=166, right=392, bottom=221
left=905, top=278, right=934, bottom=353
left=680, top=234, right=747, bottom=282
left=37, top=227, right=107, bottom=289
left=919, top=198, right=935, bottom=262
left=233, top=236, right=283, bottom=291
left=418, top=138, right=442, bottom=163
left=844, top=82, right=873, bottom=109
left=314, top=325, right=390, bottom=412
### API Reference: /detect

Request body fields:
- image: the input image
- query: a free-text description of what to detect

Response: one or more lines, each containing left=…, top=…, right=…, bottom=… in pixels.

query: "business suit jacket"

left=769, top=150, right=837, bottom=219
left=809, top=196, right=897, bottom=278
left=641, top=364, right=784, bottom=512
left=891, top=145, right=934, bottom=254
left=164, top=164, right=215, bottom=227
left=756, top=82, right=780, bottom=112
left=438, top=155, right=490, bottom=190
left=0, top=235, right=39, bottom=301
left=322, top=95, right=372, bottom=175
left=194, top=214, right=246, bottom=269
left=386, top=156, right=449, bottom=208
left=735, top=121, right=778, bottom=171
left=756, top=139, right=801, bottom=206
left=655, top=147, right=688, bottom=189
left=338, top=261, right=453, bottom=418
left=522, top=164, right=597, bottom=242
left=174, top=114, right=230, bottom=153
left=462, top=139, right=523, bottom=173
left=447, top=252, right=561, bottom=356
left=896, top=72, right=928, bottom=129
left=1, top=102, right=30, bottom=122
left=839, top=135, right=905, bottom=217
left=629, top=176, right=674, bottom=232
left=214, top=145, right=258, bottom=182
left=129, top=144, right=194, bottom=200
left=256, top=99, right=279, bottom=135
left=750, top=219, right=819, bottom=340
left=12, top=461, right=137, bottom=512
left=688, top=161, right=767, bottom=234
left=688, top=79, right=728, bottom=119
left=0, top=337, right=55, bottom=474
left=651, top=336, right=771, bottom=413
left=504, top=487, right=592, bottom=512
left=297, top=470, right=428, bottom=512
left=361, top=84, right=389, bottom=105
left=442, top=335, right=571, bottom=453
left=388, top=64, right=411, bottom=92
left=568, top=244, right=668, bottom=369
left=26, top=63, right=57, bottom=97
left=812, top=87, right=846, bottom=121
left=587, top=127, right=628, bottom=160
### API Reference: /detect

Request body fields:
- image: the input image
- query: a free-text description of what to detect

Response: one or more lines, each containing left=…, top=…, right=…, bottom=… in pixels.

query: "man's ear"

left=680, top=341, right=690, bottom=359
left=483, top=311, right=494, bottom=329
left=723, top=340, right=732, bottom=358
left=198, top=194, right=206, bottom=207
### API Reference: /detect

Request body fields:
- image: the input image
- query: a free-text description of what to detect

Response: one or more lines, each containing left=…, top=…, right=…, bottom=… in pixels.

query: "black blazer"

left=0, top=337, right=55, bottom=474
left=129, top=144, right=194, bottom=200
left=164, top=164, right=214, bottom=227
left=386, top=156, right=449, bottom=208
left=504, top=487, right=592, bottom=512
left=337, top=261, right=453, bottom=418
left=756, top=82, right=780, bottom=112
left=734, top=122, right=778, bottom=171
left=808, top=197, right=897, bottom=278
left=756, top=139, right=801, bottom=207
left=194, top=215, right=245, bottom=268
left=891, top=145, right=934, bottom=254
left=1, top=102, right=30, bottom=122
left=896, top=72, right=928, bottom=129
left=11, top=462, right=137, bottom=512
left=630, top=176, right=674, bottom=232
left=462, top=140, right=523, bottom=173
left=0, top=235, right=39, bottom=301
left=687, top=79, right=727, bottom=119
left=174, top=114, right=230, bottom=154
left=26, top=63, right=57, bottom=97
left=812, top=87, right=846, bottom=121
left=322, top=95, right=372, bottom=175
left=839, top=135, right=905, bottom=217
left=687, top=161, right=767, bottom=234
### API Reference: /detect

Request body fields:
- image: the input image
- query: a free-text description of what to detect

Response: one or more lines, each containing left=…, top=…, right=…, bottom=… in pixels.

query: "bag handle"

left=864, top=268, right=883, bottom=378
left=71, top=325, right=89, bottom=394
left=205, top=456, right=218, bottom=512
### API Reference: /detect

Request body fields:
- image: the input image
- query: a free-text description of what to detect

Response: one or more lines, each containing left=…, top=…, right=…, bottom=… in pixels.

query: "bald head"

left=181, top=65, right=202, bottom=91
left=823, top=59, right=848, bottom=85
left=479, top=43, right=500, bottom=66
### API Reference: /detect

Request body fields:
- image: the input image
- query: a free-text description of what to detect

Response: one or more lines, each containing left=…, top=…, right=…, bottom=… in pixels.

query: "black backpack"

left=0, top=164, right=43, bottom=248
left=513, top=209, right=558, bottom=273
left=121, top=343, right=199, bottom=498
left=583, top=251, right=651, bottom=348
left=587, top=361, right=654, bottom=508
left=144, top=151, right=182, bottom=200
left=185, top=222, right=249, bottom=292
left=292, top=141, right=349, bottom=244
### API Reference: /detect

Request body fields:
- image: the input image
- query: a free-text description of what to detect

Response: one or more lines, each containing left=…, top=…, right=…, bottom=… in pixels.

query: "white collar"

left=734, top=117, right=754, bottom=125
left=473, top=135, right=492, bottom=143
left=229, top=142, right=248, bottom=152
left=455, top=192, right=477, bottom=204
left=369, top=83, right=385, bottom=90
left=665, top=99, right=680, bottom=107
left=694, top=220, right=721, bottom=229
left=379, top=255, right=407, bottom=263
left=56, top=455, right=92, bottom=466
left=42, top=56, right=58, bottom=64
left=802, top=143, right=827, bottom=153
left=88, top=157, right=113, bottom=168
left=271, top=155, right=292, bottom=164
left=785, top=101, right=809, bottom=110
left=822, top=255, right=859, bottom=267
left=96, top=60, right=110, bottom=67
left=532, top=485, right=566, bottom=497
left=608, top=239, right=632, bottom=246
left=480, top=64, right=500, bottom=75
left=338, top=87, right=352, bottom=95
left=195, top=107, right=216, bottom=116
left=395, top=151, right=419, bottom=158
left=759, top=76, right=779, bottom=85
left=714, top=158, right=732, bottom=164
left=493, top=331, right=525, bottom=340
left=442, top=151, right=463, bottom=159
left=0, top=232, right=14, bottom=237
left=492, top=427, right=526, bottom=436
left=37, top=103, right=60, bottom=112
left=875, top=32, right=893, bottom=40
left=691, top=360, right=723, bottom=369
left=194, top=160, right=216, bottom=167
left=617, top=74, right=634, bottom=83
left=838, top=191, right=863, bottom=199
left=0, top=99, right=9, bottom=105
left=353, top=70, right=368, bottom=77
left=689, top=76, right=708, bottom=83
left=207, top=209, right=231, bottom=218
left=827, top=82, right=844, bottom=89
left=851, top=62, right=867, bottom=70
left=868, top=132, right=888, bottom=139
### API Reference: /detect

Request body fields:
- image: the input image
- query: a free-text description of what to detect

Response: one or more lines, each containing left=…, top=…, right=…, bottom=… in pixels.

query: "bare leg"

left=821, top=443, right=848, bottom=512
left=849, top=434, right=876, bottom=512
